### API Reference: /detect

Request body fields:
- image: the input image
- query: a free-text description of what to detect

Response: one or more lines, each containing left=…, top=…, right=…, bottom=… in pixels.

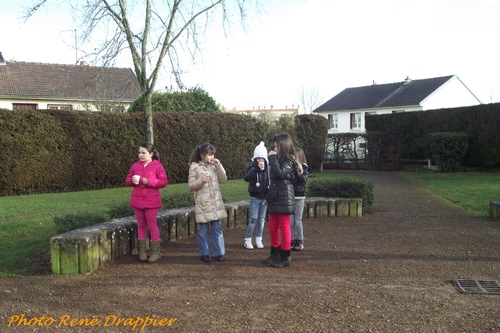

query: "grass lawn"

left=0, top=173, right=351, bottom=277
left=1, top=171, right=498, bottom=277
left=400, top=171, right=500, bottom=217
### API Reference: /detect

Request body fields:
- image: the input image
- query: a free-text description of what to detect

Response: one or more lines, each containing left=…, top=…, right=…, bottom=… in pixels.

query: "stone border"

left=489, top=201, right=500, bottom=218
left=50, top=197, right=362, bottom=275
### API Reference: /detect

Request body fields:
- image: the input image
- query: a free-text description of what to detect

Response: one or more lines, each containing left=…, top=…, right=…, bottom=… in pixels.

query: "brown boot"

left=148, top=241, right=161, bottom=263
left=137, top=239, right=148, bottom=262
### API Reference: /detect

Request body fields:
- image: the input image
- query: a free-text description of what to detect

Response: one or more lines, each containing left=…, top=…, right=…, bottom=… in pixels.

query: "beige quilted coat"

left=188, top=161, right=228, bottom=223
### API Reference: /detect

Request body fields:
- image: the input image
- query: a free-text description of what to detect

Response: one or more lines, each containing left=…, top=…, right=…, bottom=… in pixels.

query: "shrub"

left=306, top=177, right=374, bottom=208
left=428, top=132, right=468, bottom=172
left=162, top=191, right=194, bottom=209
left=107, top=201, right=134, bottom=220
left=53, top=213, right=108, bottom=234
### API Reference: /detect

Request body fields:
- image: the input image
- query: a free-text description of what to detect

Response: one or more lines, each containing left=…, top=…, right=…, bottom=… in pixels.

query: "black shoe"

left=201, top=255, right=211, bottom=263
left=217, top=255, right=226, bottom=262
left=296, top=240, right=304, bottom=251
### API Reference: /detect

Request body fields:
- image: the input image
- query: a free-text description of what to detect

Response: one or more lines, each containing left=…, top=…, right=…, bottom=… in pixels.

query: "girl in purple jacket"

left=126, top=142, right=168, bottom=263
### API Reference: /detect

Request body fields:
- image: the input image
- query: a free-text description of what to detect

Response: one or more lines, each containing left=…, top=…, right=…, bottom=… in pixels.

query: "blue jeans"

left=245, top=197, right=267, bottom=238
left=198, top=220, right=225, bottom=256
left=291, top=198, right=305, bottom=240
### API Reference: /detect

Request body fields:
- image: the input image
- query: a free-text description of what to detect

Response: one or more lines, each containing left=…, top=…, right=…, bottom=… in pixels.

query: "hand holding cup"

left=258, top=161, right=265, bottom=170
left=132, top=175, right=140, bottom=185
left=202, top=171, right=210, bottom=183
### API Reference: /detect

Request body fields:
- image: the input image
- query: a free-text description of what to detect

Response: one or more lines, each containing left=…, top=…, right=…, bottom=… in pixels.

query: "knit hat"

left=252, top=141, right=268, bottom=163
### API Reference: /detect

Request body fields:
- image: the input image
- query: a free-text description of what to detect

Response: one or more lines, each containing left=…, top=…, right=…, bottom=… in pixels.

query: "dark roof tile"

left=314, top=75, right=454, bottom=112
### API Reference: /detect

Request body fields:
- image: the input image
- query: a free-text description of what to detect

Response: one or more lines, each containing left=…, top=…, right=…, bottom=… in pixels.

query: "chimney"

left=0, top=52, right=6, bottom=65
left=80, top=61, right=86, bottom=66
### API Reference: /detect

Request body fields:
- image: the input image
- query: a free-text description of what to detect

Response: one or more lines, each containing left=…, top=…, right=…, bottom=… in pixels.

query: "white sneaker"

left=244, top=238, right=254, bottom=249
left=255, top=237, right=264, bottom=249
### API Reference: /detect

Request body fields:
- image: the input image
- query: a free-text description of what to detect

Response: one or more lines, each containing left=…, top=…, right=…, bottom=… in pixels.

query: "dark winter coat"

left=265, top=154, right=303, bottom=215
left=126, top=159, right=168, bottom=209
left=243, top=161, right=269, bottom=199
left=293, top=163, right=309, bottom=197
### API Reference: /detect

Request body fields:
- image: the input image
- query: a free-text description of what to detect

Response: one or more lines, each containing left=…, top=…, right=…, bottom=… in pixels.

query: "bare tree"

left=25, top=0, right=260, bottom=143
left=297, top=85, right=324, bottom=114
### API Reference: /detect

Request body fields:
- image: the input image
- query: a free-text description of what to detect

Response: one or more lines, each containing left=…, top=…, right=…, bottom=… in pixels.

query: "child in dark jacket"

left=125, top=142, right=168, bottom=263
left=263, top=133, right=303, bottom=268
left=291, top=147, right=309, bottom=251
left=243, top=141, right=270, bottom=249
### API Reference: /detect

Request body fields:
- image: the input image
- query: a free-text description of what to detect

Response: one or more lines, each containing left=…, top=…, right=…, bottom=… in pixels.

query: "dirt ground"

left=2, top=170, right=500, bottom=333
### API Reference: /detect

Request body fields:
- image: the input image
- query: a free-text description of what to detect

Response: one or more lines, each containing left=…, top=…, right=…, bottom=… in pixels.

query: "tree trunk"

left=143, top=91, right=154, bottom=143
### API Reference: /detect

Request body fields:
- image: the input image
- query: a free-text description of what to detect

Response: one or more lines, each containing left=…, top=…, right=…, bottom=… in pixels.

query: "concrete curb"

left=50, top=197, right=362, bottom=274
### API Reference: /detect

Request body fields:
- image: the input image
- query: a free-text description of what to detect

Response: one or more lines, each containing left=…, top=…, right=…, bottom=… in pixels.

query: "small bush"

left=107, top=201, right=134, bottom=220
left=306, top=177, right=374, bottom=208
left=428, top=132, right=468, bottom=172
left=53, top=213, right=108, bottom=234
left=162, top=191, right=194, bottom=209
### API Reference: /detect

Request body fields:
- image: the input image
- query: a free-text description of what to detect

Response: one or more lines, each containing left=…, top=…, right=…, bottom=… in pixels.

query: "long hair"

left=273, top=133, right=295, bottom=164
left=294, top=147, right=307, bottom=164
left=190, top=143, right=216, bottom=163
left=141, top=142, right=160, bottom=161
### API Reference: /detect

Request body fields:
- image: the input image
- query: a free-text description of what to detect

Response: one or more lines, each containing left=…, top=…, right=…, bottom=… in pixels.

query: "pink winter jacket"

left=125, top=159, right=168, bottom=209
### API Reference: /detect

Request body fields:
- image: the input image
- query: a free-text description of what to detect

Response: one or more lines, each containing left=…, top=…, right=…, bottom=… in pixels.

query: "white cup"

left=132, top=175, right=140, bottom=184
left=258, top=161, right=265, bottom=170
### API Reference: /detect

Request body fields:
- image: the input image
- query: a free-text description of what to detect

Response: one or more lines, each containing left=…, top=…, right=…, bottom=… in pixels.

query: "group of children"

left=126, top=133, right=309, bottom=268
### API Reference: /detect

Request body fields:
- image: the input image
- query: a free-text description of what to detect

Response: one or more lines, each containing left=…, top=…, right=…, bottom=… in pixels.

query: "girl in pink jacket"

left=126, top=142, right=168, bottom=263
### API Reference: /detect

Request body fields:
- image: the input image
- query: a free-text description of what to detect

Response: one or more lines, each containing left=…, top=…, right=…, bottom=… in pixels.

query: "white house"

left=0, top=52, right=141, bottom=112
left=313, top=75, right=482, bottom=134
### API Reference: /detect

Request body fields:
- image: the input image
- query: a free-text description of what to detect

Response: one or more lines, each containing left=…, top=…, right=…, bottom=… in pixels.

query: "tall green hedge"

left=365, top=103, right=500, bottom=170
left=0, top=110, right=328, bottom=196
left=295, top=114, right=329, bottom=172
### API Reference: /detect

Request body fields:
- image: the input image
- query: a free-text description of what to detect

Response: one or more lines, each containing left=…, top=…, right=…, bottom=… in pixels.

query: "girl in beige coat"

left=188, top=143, right=227, bottom=263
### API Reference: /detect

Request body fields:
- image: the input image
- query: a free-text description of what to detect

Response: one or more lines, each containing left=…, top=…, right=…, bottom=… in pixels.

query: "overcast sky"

left=2, top=0, right=500, bottom=110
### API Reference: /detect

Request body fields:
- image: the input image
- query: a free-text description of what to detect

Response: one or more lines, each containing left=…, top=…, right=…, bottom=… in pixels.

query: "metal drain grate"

left=454, top=279, right=500, bottom=295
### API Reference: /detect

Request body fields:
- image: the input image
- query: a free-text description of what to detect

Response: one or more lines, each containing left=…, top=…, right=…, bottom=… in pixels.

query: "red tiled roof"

left=0, top=61, right=142, bottom=101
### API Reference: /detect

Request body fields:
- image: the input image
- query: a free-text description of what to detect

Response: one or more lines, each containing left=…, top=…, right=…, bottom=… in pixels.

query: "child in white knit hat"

left=242, top=141, right=270, bottom=249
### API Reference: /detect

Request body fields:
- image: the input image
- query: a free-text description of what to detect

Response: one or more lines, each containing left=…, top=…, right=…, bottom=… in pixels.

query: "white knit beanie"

left=252, top=141, right=268, bottom=163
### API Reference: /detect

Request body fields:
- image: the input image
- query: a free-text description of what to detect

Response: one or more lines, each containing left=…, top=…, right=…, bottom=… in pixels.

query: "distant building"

left=0, top=53, right=141, bottom=112
left=314, top=75, right=482, bottom=133
left=225, top=106, right=300, bottom=121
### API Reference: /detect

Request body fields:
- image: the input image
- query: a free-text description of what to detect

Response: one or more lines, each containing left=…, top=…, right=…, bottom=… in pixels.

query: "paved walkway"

left=2, top=171, right=500, bottom=332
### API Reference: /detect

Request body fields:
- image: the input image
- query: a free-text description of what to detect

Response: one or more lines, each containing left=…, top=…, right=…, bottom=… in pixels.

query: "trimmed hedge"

left=365, top=103, right=500, bottom=170
left=307, top=177, right=374, bottom=209
left=0, top=109, right=328, bottom=196
left=428, top=132, right=469, bottom=172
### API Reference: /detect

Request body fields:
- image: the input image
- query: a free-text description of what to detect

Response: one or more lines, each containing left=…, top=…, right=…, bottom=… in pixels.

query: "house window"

left=12, top=103, right=37, bottom=110
left=392, top=110, right=405, bottom=113
left=365, top=112, right=377, bottom=116
left=350, top=113, right=361, bottom=129
left=328, top=114, right=338, bottom=129
left=48, top=104, right=73, bottom=111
